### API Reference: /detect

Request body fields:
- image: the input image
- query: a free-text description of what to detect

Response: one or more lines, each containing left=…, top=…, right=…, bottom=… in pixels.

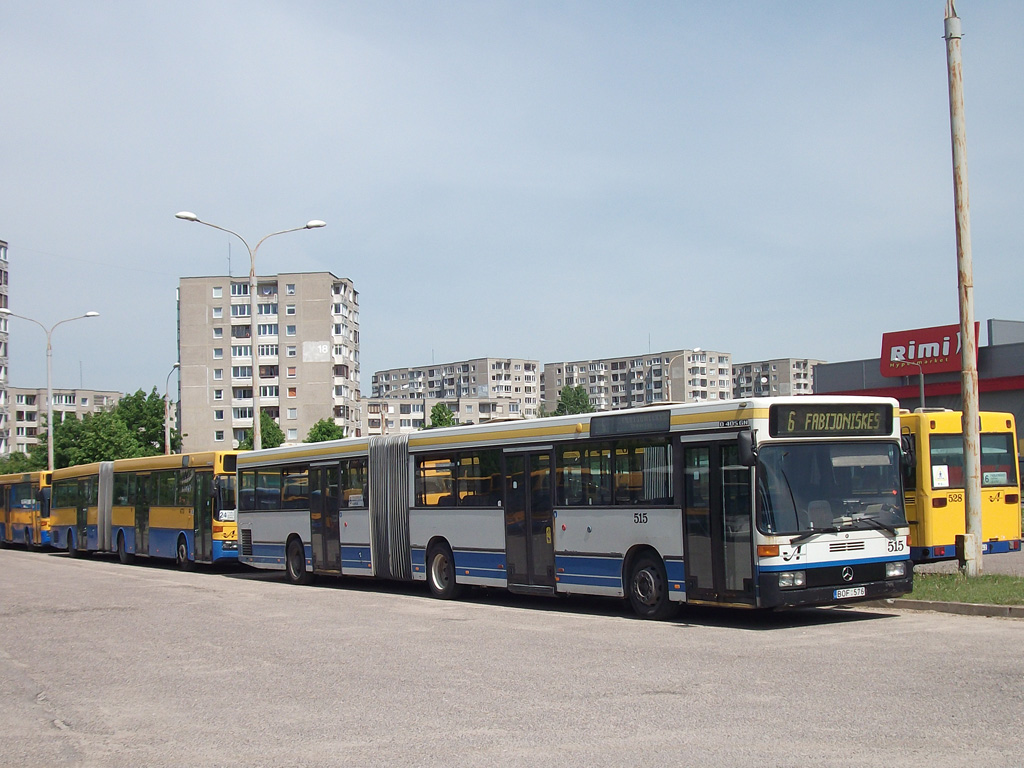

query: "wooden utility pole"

left=944, top=1, right=983, bottom=576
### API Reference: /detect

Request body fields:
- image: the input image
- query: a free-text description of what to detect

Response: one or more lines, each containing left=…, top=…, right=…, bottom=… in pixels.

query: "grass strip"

left=910, top=572, right=1024, bottom=606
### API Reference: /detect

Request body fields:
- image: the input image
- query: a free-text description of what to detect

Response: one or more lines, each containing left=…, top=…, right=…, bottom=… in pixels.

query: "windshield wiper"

left=789, top=527, right=841, bottom=547
left=844, top=516, right=899, bottom=536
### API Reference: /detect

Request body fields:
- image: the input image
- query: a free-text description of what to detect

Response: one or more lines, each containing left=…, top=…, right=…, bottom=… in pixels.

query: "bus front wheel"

left=117, top=531, right=134, bottom=565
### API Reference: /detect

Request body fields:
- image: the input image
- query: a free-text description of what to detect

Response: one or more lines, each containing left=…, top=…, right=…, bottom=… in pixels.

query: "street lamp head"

left=173, top=362, right=181, bottom=369
left=84, top=311, right=100, bottom=318
left=305, top=220, right=326, bottom=229
left=0, top=308, right=10, bottom=316
left=175, top=211, right=199, bottom=222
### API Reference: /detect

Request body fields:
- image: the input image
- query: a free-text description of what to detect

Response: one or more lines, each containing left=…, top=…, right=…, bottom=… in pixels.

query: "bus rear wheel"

left=176, top=536, right=194, bottom=571
left=117, top=531, right=134, bottom=565
left=426, top=542, right=464, bottom=600
left=285, top=537, right=314, bottom=585
left=627, top=553, right=675, bottom=621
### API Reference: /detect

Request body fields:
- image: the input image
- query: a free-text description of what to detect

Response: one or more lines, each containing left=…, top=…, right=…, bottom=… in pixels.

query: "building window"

left=286, top=346, right=297, bottom=358
left=286, top=284, right=295, bottom=295
left=286, top=304, right=296, bottom=315
left=287, top=387, right=297, bottom=398
left=286, top=325, right=296, bottom=337
left=287, top=429, right=298, bottom=441
left=214, top=389, right=223, bottom=400
left=232, top=366, right=252, bottom=379
left=214, top=369, right=223, bottom=380
left=287, top=408, right=297, bottom=419
left=212, top=287, right=223, bottom=298
left=287, top=367, right=297, bottom=378
left=213, top=348, right=224, bottom=359
left=231, top=304, right=250, bottom=317
left=231, top=282, right=249, bottom=296
left=257, top=324, right=278, bottom=336
left=212, top=307, right=223, bottom=319
left=214, top=410, right=224, bottom=421
left=213, top=327, right=223, bottom=339
left=233, top=407, right=253, bottom=420
left=214, top=430, right=225, bottom=442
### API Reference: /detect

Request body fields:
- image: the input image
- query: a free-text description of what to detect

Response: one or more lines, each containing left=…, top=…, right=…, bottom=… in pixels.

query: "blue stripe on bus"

left=758, top=555, right=909, bottom=572
left=452, top=549, right=506, bottom=580
left=340, top=545, right=372, bottom=571
left=556, top=554, right=622, bottom=589
left=983, top=539, right=1021, bottom=554
left=211, top=539, right=238, bottom=562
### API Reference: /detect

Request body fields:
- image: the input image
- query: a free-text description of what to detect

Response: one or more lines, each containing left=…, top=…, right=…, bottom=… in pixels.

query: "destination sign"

left=769, top=404, right=892, bottom=438
left=590, top=409, right=671, bottom=437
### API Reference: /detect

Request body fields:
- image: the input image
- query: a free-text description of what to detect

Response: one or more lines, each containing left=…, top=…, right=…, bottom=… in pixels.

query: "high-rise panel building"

left=541, top=349, right=733, bottom=413
left=368, top=357, right=540, bottom=434
left=8, top=387, right=122, bottom=455
left=732, top=358, right=822, bottom=398
left=178, top=272, right=360, bottom=451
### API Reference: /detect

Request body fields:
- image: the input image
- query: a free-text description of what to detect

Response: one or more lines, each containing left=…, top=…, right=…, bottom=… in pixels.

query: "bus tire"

left=627, top=552, right=675, bottom=621
left=175, top=535, right=194, bottom=572
left=426, top=542, right=464, bottom=600
left=285, top=537, right=314, bottom=585
left=117, top=531, right=134, bottom=565
left=24, top=529, right=34, bottom=551
left=68, top=532, right=82, bottom=559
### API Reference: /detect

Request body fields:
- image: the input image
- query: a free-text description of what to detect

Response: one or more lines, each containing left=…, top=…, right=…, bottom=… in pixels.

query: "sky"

left=2, top=1, right=1023, bottom=396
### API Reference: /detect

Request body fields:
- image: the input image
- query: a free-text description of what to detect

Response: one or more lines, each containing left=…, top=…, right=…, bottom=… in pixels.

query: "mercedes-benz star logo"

left=841, top=566, right=855, bottom=582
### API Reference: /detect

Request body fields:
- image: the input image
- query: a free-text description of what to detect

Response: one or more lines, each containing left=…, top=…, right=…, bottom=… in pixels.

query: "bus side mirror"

left=738, top=430, right=757, bottom=467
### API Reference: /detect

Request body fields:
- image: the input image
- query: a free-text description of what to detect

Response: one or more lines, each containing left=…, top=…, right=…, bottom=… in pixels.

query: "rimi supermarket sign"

left=880, top=322, right=979, bottom=378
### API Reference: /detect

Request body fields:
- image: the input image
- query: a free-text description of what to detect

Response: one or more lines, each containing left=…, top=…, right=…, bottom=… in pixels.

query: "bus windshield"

left=756, top=442, right=906, bottom=536
left=929, top=433, right=1019, bottom=489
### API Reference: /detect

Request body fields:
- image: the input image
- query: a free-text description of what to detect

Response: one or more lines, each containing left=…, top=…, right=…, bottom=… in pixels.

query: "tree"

left=237, top=411, right=286, bottom=451
left=428, top=403, right=456, bottom=429
left=0, top=450, right=35, bottom=474
left=553, top=385, right=594, bottom=416
left=113, top=388, right=177, bottom=455
left=305, top=418, right=346, bottom=443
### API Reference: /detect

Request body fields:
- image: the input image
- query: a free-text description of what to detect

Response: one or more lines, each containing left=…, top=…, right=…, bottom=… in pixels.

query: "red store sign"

left=880, top=322, right=979, bottom=378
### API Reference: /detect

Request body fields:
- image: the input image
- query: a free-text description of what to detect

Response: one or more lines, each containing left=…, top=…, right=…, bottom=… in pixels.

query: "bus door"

left=503, top=450, right=555, bottom=593
left=75, top=478, right=91, bottom=550
left=309, top=464, right=341, bottom=573
left=194, top=470, right=213, bottom=563
left=135, top=474, right=151, bottom=555
left=682, top=443, right=755, bottom=605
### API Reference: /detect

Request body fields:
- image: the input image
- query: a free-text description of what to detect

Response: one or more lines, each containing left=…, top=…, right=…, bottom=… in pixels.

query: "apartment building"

left=367, top=357, right=540, bottom=435
left=732, top=358, right=822, bottom=398
left=0, top=240, right=8, bottom=453
left=7, top=387, right=122, bottom=455
left=178, top=272, right=360, bottom=451
left=541, top=349, right=733, bottom=413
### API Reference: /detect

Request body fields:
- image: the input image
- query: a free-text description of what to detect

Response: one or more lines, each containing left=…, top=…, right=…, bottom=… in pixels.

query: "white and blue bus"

left=237, top=397, right=912, bottom=618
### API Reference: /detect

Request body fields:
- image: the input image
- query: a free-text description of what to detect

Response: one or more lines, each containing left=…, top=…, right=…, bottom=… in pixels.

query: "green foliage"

left=910, top=572, right=1024, bottom=605
left=553, top=385, right=594, bottom=416
left=0, top=450, right=35, bottom=474
left=428, top=403, right=456, bottom=429
left=305, top=418, right=347, bottom=443
left=237, top=411, right=286, bottom=450
left=114, top=388, right=176, bottom=455
left=27, top=386, right=180, bottom=469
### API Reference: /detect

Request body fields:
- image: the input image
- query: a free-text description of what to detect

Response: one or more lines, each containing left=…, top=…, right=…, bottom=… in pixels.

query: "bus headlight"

left=885, top=561, right=906, bottom=579
left=778, top=571, right=806, bottom=589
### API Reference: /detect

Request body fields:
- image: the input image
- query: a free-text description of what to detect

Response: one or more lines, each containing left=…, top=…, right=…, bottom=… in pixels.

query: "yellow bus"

left=50, top=452, right=239, bottom=566
left=900, top=409, right=1021, bottom=562
left=0, top=471, right=52, bottom=549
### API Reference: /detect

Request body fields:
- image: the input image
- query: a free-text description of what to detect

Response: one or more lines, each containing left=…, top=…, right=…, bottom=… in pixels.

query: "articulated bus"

left=237, top=397, right=912, bottom=618
left=50, top=452, right=239, bottom=566
left=0, top=471, right=52, bottom=549
left=900, top=409, right=1022, bottom=562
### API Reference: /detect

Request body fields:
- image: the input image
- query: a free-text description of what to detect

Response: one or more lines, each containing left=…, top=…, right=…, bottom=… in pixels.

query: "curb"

left=865, top=598, right=1024, bottom=618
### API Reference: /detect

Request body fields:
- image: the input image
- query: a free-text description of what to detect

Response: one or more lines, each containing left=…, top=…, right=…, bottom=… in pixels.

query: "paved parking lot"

left=2, top=548, right=1023, bottom=768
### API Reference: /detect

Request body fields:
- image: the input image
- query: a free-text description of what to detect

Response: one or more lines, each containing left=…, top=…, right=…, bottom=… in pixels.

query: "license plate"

left=834, top=586, right=866, bottom=599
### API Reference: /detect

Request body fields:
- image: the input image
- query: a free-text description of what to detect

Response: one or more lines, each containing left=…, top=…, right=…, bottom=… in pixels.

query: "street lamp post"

left=907, top=361, right=926, bottom=409
left=664, top=348, right=698, bottom=403
left=0, top=308, right=100, bottom=471
left=175, top=212, right=325, bottom=450
left=165, top=362, right=180, bottom=455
